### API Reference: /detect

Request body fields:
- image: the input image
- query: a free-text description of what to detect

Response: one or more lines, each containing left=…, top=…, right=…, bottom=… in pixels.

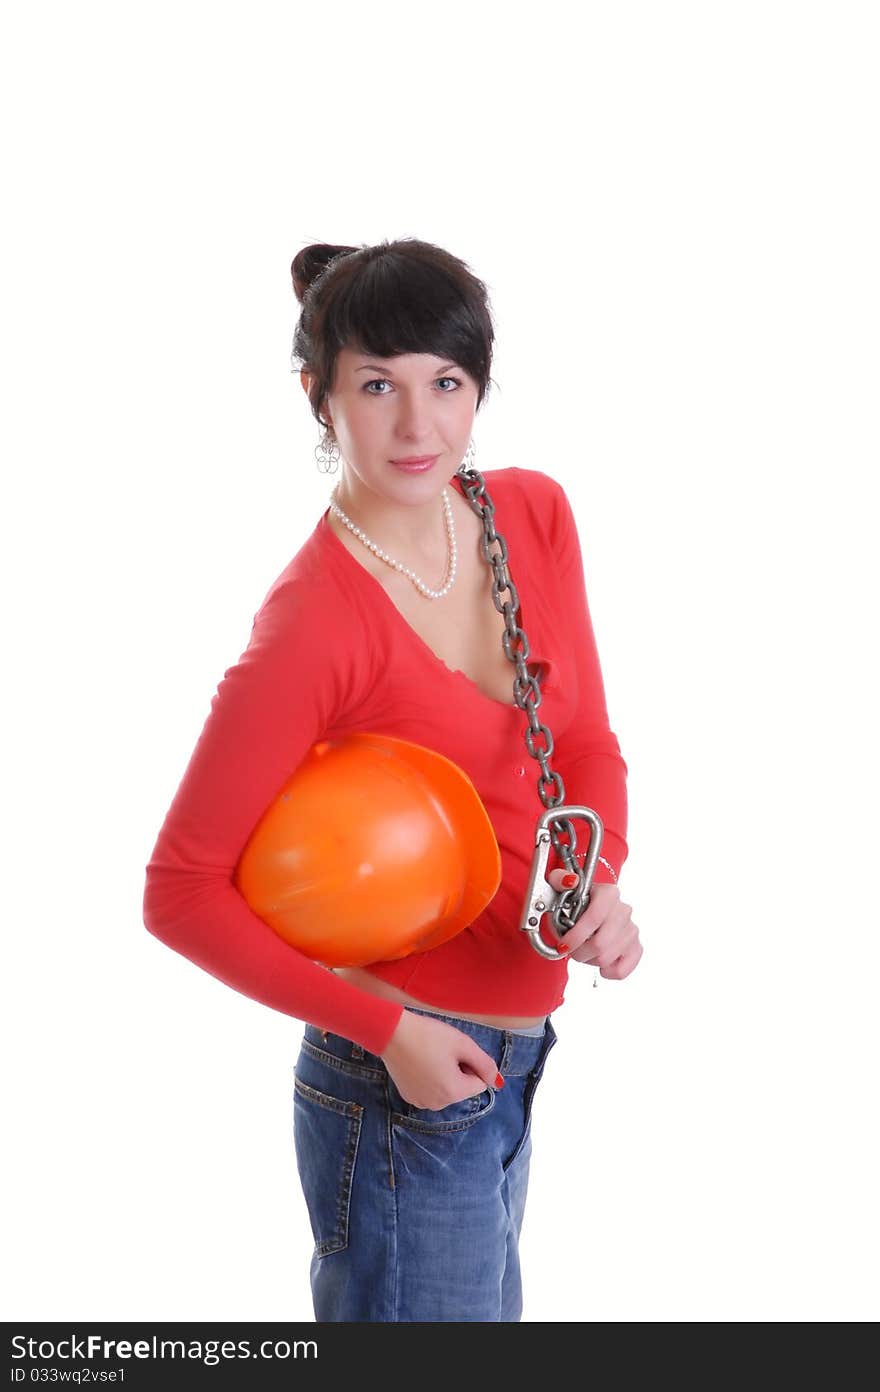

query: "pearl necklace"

left=329, top=485, right=458, bottom=599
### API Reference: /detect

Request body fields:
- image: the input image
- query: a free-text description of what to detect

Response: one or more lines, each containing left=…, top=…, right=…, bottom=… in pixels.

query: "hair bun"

left=290, top=242, right=358, bottom=303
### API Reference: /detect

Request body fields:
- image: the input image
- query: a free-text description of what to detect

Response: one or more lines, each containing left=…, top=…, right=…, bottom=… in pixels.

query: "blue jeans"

left=292, top=1006, right=559, bottom=1322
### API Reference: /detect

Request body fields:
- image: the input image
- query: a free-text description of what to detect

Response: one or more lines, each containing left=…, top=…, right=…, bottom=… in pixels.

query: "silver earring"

left=459, top=437, right=476, bottom=473
left=315, top=428, right=340, bottom=474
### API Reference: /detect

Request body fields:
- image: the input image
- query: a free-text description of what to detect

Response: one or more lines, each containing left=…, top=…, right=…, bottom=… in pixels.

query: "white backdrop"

left=3, top=0, right=878, bottom=1323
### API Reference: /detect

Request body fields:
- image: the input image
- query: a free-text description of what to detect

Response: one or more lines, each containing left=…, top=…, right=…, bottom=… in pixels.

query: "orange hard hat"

left=234, top=732, right=501, bottom=967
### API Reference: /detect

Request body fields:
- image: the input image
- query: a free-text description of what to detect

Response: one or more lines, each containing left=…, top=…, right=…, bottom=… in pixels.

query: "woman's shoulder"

left=248, top=520, right=362, bottom=645
left=478, top=467, right=568, bottom=546
left=481, top=465, right=564, bottom=506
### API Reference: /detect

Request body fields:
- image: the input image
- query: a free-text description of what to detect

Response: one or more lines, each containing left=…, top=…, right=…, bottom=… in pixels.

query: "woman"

left=142, top=237, right=643, bottom=1322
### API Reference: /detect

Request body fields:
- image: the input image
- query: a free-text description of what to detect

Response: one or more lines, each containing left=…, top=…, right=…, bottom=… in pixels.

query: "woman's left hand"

left=546, top=870, right=643, bottom=979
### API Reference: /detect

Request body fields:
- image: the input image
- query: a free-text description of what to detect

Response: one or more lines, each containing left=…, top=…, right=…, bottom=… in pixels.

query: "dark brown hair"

left=290, top=237, right=496, bottom=432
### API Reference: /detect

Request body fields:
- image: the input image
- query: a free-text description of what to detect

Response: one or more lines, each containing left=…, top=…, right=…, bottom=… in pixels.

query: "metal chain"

left=455, top=463, right=596, bottom=938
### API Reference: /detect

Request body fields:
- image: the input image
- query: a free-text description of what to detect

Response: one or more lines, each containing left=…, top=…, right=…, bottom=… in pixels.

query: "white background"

left=3, top=0, right=878, bottom=1323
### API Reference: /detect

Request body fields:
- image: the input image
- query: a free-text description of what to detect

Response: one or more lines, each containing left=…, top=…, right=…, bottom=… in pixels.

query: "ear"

left=300, top=369, right=332, bottom=431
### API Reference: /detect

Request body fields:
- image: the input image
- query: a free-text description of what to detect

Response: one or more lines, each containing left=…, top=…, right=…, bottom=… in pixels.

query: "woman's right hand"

left=380, top=1009, right=503, bottom=1111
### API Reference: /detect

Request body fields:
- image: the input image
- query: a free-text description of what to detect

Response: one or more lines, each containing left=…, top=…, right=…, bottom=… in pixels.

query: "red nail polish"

left=561, top=873, right=578, bottom=887
left=495, top=1072, right=505, bottom=1088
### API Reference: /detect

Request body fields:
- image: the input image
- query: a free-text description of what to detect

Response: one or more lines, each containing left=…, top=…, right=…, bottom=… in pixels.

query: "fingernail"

left=561, top=873, right=578, bottom=887
left=494, top=1072, right=505, bottom=1089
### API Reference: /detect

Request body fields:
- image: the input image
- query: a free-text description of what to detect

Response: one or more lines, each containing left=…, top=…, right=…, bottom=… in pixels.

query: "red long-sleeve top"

left=142, top=466, right=628, bottom=1056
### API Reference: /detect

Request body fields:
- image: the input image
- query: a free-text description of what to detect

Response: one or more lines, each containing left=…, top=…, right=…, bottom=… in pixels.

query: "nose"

left=394, top=389, right=435, bottom=442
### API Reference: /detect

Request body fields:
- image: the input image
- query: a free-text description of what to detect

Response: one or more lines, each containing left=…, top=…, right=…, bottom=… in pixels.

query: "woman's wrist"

left=597, top=855, right=618, bottom=884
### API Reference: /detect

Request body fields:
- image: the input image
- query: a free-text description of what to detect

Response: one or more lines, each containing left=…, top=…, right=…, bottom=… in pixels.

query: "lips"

left=390, top=454, right=440, bottom=466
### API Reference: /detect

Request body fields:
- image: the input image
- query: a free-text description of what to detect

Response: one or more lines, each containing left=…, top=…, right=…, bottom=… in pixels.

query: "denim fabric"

left=292, top=1005, right=559, bottom=1322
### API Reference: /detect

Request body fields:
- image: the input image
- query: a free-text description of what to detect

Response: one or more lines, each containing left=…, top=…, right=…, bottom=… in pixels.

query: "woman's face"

left=301, top=346, right=479, bottom=502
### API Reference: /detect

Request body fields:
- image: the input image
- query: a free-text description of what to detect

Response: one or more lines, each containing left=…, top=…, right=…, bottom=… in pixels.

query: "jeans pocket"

left=386, top=1075, right=497, bottom=1134
left=293, top=1075, right=363, bottom=1257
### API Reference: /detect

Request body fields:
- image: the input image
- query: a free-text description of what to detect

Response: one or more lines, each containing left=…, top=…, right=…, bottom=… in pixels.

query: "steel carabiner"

left=519, top=805, right=604, bottom=959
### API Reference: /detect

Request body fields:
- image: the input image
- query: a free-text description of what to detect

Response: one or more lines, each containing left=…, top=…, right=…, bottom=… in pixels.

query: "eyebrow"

left=354, top=362, right=459, bottom=375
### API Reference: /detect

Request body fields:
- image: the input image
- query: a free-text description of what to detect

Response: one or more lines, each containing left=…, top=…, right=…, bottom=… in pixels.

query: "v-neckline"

left=319, top=471, right=550, bottom=712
